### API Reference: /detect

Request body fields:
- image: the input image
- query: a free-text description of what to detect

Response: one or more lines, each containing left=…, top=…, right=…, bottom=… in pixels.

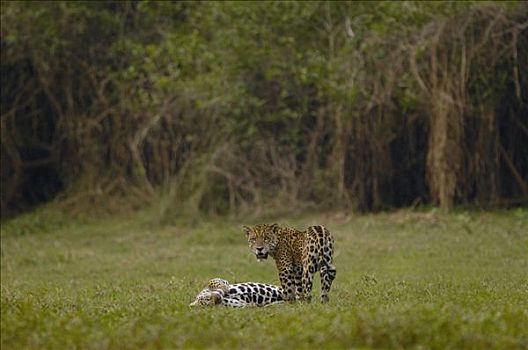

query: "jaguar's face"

left=189, top=289, right=223, bottom=307
left=243, top=224, right=279, bottom=261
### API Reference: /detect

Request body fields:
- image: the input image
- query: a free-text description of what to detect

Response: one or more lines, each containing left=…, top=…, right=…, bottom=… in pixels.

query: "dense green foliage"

left=1, top=209, right=527, bottom=349
left=1, top=2, right=527, bottom=218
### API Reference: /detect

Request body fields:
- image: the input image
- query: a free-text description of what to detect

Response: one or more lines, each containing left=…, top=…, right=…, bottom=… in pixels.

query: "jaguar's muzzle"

left=256, top=252, right=268, bottom=260
left=255, top=246, right=268, bottom=261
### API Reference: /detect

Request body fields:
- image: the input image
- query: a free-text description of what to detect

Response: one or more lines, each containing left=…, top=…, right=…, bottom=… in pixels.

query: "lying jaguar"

left=243, top=224, right=336, bottom=303
left=189, top=278, right=284, bottom=308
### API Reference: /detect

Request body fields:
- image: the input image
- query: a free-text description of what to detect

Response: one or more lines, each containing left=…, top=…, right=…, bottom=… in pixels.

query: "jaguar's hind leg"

left=320, top=263, right=336, bottom=303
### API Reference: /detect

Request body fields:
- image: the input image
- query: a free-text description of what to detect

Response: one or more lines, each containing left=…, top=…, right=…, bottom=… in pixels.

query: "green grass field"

left=1, top=208, right=527, bottom=349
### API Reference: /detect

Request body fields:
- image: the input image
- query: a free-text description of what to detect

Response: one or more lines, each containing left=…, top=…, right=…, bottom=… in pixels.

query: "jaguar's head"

left=189, top=288, right=224, bottom=307
left=243, top=223, right=279, bottom=262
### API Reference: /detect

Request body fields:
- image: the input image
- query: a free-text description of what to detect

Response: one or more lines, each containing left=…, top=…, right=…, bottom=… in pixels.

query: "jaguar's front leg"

left=293, top=264, right=303, bottom=300
left=276, top=259, right=296, bottom=301
left=301, top=245, right=318, bottom=302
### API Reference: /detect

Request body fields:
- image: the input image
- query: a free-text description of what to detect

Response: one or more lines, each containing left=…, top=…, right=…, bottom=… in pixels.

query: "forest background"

left=1, top=1, right=527, bottom=220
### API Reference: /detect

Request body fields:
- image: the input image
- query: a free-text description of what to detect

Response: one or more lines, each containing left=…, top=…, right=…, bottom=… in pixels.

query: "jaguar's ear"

left=243, top=225, right=251, bottom=236
left=270, top=223, right=279, bottom=232
left=211, top=291, right=223, bottom=305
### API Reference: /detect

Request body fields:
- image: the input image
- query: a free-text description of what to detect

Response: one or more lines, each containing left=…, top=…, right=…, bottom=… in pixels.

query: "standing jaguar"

left=243, top=224, right=336, bottom=303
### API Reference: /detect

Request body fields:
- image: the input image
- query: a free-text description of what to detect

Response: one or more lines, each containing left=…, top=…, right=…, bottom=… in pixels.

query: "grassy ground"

left=1, top=208, right=527, bottom=349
